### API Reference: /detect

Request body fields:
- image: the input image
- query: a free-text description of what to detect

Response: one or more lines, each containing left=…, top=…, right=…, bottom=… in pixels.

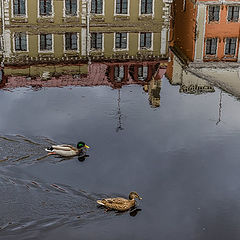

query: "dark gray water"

left=1, top=76, right=240, bottom=240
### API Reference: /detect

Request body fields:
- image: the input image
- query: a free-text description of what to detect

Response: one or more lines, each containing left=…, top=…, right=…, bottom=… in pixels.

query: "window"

left=116, top=0, right=128, bottom=14
left=227, top=6, right=239, bottom=22
left=40, top=34, right=52, bottom=51
left=208, top=5, right=220, bottom=22
left=138, top=66, right=148, bottom=81
left=206, top=38, right=217, bottom=55
left=140, top=33, right=152, bottom=49
left=0, top=70, right=3, bottom=83
left=225, top=38, right=237, bottom=55
left=141, top=0, right=153, bottom=14
left=13, top=0, right=26, bottom=16
left=91, top=33, right=103, bottom=50
left=114, top=66, right=125, bottom=82
left=39, top=0, right=52, bottom=16
left=14, top=33, right=27, bottom=51
left=182, top=0, right=186, bottom=11
left=115, top=32, right=127, bottom=49
left=65, top=33, right=78, bottom=50
left=65, top=0, right=77, bottom=16
left=91, top=0, right=103, bottom=14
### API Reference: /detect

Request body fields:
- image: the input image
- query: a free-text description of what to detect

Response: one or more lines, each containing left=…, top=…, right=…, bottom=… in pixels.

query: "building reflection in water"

left=1, top=61, right=166, bottom=90
left=3, top=0, right=239, bottom=107
left=167, top=0, right=240, bottom=99
left=0, top=0, right=172, bottom=109
left=143, top=67, right=165, bottom=108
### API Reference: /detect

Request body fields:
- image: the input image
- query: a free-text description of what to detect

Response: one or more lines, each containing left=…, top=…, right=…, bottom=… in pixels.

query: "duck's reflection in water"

left=78, top=154, right=90, bottom=162
left=115, top=207, right=142, bottom=217
left=129, top=208, right=142, bottom=217
left=97, top=206, right=142, bottom=217
left=52, top=154, right=90, bottom=163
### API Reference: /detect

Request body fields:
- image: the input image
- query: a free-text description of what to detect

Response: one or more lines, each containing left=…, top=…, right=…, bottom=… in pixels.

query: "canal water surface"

left=1, top=73, right=240, bottom=240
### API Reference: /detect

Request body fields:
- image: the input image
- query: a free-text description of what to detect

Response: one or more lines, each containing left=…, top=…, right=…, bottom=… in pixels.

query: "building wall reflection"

left=1, top=61, right=167, bottom=91
left=0, top=0, right=172, bottom=65
left=167, top=0, right=240, bottom=98
left=170, top=0, right=240, bottom=63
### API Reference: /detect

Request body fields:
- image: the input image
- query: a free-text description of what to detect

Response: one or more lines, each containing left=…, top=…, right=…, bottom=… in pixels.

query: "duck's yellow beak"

left=85, top=144, right=90, bottom=149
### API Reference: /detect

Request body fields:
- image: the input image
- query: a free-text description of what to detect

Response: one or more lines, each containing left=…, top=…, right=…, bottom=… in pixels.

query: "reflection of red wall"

left=106, top=61, right=160, bottom=86
left=3, top=62, right=166, bottom=90
left=203, top=4, right=240, bottom=61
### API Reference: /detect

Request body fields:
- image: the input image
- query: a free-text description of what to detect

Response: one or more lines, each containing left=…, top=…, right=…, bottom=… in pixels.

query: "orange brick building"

left=170, top=0, right=240, bottom=63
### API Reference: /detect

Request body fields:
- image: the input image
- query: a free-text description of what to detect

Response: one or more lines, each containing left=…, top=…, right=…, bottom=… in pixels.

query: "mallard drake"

left=45, top=141, right=89, bottom=157
left=97, top=192, right=142, bottom=211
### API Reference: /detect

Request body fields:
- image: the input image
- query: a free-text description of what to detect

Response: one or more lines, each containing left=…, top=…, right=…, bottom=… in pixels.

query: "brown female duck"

left=97, top=192, right=142, bottom=211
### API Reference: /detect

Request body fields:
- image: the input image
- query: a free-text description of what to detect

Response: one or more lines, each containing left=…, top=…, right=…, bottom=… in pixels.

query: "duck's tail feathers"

left=97, top=200, right=105, bottom=206
left=45, top=147, right=54, bottom=152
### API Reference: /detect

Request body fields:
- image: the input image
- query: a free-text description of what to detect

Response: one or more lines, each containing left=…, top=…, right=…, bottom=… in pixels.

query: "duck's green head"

left=77, top=141, right=90, bottom=149
left=129, top=192, right=142, bottom=200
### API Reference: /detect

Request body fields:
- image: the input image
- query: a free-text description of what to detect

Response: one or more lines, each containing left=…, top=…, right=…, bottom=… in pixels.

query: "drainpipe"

left=1, top=0, right=5, bottom=67
left=86, top=0, right=91, bottom=63
left=238, top=41, right=240, bottom=62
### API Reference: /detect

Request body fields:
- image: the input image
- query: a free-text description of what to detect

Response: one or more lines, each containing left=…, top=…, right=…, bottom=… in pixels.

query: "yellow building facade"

left=0, top=0, right=171, bottom=76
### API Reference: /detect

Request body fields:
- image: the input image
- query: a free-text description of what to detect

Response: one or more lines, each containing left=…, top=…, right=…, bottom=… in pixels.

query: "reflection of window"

left=40, top=34, right=52, bottom=51
left=13, top=0, right=26, bottom=16
left=115, top=33, right=127, bottom=49
left=15, top=33, right=27, bottom=51
left=140, top=33, right=152, bottom=49
left=141, top=0, right=153, bottom=14
left=39, top=0, right=52, bottom=16
left=114, top=66, right=125, bottom=82
left=0, top=70, right=2, bottom=83
left=116, top=0, right=128, bottom=14
left=65, top=0, right=77, bottom=16
left=227, top=6, right=239, bottom=22
left=91, top=33, right=103, bottom=50
left=65, top=33, right=77, bottom=50
left=208, top=6, right=220, bottom=22
left=206, top=38, right=217, bottom=55
left=91, top=0, right=103, bottom=14
left=225, top=38, right=237, bottom=55
left=138, top=66, right=148, bottom=81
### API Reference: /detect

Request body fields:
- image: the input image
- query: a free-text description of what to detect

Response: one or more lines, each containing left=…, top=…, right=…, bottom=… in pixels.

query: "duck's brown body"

left=97, top=192, right=142, bottom=211
left=97, top=198, right=136, bottom=211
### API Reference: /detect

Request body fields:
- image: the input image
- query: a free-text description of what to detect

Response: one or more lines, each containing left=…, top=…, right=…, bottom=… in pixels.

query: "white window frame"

left=12, top=32, right=29, bottom=52
left=138, top=32, right=153, bottom=51
left=38, top=33, right=54, bottom=53
left=205, top=37, right=218, bottom=56
left=208, top=5, right=221, bottom=23
left=224, top=37, right=238, bottom=56
left=38, top=0, right=54, bottom=18
left=113, top=32, right=129, bottom=51
left=114, top=0, right=130, bottom=16
left=0, top=36, right=3, bottom=52
left=63, top=32, right=79, bottom=52
left=63, top=0, right=79, bottom=17
left=90, top=32, right=104, bottom=52
left=90, top=0, right=105, bottom=16
left=226, top=5, right=240, bottom=22
left=139, top=0, right=155, bottom=17
left=11, top=0, right=28, bottom=18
